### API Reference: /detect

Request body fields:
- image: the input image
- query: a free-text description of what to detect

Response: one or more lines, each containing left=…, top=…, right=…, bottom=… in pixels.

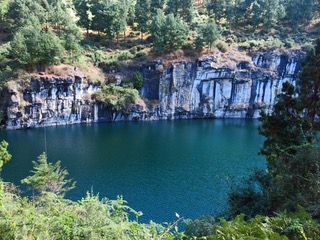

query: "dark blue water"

left=0, top=120, right=265, bottom=223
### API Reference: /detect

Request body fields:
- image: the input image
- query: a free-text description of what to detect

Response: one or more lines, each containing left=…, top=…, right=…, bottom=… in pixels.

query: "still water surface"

left=1, top=120, right=265, bottom=223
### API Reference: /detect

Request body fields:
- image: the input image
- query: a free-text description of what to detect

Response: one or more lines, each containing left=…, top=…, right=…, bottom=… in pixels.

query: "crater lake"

left=1, top=119, right=265, bottom=223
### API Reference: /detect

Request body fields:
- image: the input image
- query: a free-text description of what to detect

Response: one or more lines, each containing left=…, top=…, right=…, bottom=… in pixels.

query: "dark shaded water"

left=1, top=120, right=265, bottom=223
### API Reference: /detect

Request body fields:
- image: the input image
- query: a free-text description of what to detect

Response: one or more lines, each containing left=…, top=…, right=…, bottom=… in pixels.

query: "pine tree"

left=135, top=0, right=151, bottom=40
left=74, top=0, right=93, bottom=36
left=0, top=0, right=10, bottom=34
left=151, top=9, right=166, bottom=51
left=298, top=39, right=320, bottom=130
left=259, top=82, right=313, bottom=167
left=162, top=14, right=189, bottom=51
left=21, top=153, right=76, bottom=195
left=150, top=0, right=166, bottom=15
left=195, top=21, right=220, bottom=52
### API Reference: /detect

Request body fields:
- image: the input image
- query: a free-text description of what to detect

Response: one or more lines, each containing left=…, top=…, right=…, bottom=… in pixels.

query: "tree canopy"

left=21, top=153, right=76, bottom=196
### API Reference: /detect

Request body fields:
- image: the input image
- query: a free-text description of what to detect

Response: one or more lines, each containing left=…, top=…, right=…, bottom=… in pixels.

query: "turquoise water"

left=0, top=120, right=265, bottom=223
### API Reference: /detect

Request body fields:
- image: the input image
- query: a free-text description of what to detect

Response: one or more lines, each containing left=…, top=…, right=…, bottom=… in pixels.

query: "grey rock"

left=4, top=50, right=302, bottom=129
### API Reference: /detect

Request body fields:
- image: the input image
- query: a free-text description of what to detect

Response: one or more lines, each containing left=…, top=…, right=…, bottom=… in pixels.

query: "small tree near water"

left=21, top=153, right=75, bottom=196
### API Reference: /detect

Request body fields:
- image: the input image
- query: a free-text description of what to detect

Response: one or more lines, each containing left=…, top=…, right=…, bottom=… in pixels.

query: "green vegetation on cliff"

left=0, top=1, right=319, bottom=239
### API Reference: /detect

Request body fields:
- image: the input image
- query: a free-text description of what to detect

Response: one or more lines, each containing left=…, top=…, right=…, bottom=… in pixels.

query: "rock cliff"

left=154, top=51, right=301, bottom=119
left=4, top=50, right=302, bottom=129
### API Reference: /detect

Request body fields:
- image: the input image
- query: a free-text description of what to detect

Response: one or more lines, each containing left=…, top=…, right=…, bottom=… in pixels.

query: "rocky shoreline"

left=3, top=50, right=302, bottom=130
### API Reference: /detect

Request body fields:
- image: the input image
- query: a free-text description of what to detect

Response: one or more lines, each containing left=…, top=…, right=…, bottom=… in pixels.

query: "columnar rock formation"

left=155, top=51, right=301, bottom=119
left=4, top=50, right=302, bottom=129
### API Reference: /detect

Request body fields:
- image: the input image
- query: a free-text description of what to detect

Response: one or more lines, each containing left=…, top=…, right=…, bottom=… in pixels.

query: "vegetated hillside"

left=0, top=1, right=320, bottom=239
left=0, top=0, right=319, bottom=83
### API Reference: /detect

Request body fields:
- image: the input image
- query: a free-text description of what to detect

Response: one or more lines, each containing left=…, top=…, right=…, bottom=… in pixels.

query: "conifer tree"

left=21, top=153, right=76, bottom=196
left=135, top=0, right=151, bottom=40
left=298, top=39, right=320, bottom=130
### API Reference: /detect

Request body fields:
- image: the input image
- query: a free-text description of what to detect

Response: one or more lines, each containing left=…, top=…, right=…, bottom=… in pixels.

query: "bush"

left=216, top=41, right=228, bottom=52
left=118, top=51, right=134, bottom=61
left=131, top=71, right=144, bottom=90
left=135, top=50, right=147, bottom=58
left=129, top=46, right=137, bottom=55
left=285, top=38, right=295, bottom=48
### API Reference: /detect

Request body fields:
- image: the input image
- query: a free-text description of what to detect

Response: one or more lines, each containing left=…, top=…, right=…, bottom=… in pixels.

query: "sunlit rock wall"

left=152, top=51, right=301, bottom=120
left=5, top=50, right=302, bottom=129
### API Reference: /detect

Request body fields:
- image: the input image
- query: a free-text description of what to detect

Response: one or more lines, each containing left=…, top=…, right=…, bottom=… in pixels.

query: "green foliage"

left=226, top=40, right=320, bottom=229
left=216, top=41, right=228, bottom=53
left=93, top=84, right=139, bottom=120
left=151, top=12, right=189, bottom=52
left=10, top=25, right=64, bottom=68
left=186, top=208, right=320, bottom=239
left=259, top=81, right=313, bottom=164
left=298, top=39, right=320, bottom=130
left=90, top=49, right=105, bottom=66
left=74, top=0, right=93, bottom=35
left=6, top=0, right=82, bottom=68
left=0, top=148, right=175, bottom=239
left=0, top=141, right=11, bottom=174
left=0, top=190, right=171, bottom=239
left=166, top=0, right=195, bottom=23
left=286, top=0, right=315, bottom=28
left=118, top=51, right=134, bottom=61
left=228, top=169, right=274, bottom=218
left=135, top=0, right=151, bottom=34
left=131, top=71, right=144, bottom=90
left=195, top=22, right=220, bottom=52
left=21, top=153, right=76, bottom=196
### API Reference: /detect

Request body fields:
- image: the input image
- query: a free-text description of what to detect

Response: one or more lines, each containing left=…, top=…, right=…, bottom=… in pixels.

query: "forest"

left=0, top=0, right=319, bottom=78
left=0, top=0, right=319, bottom=239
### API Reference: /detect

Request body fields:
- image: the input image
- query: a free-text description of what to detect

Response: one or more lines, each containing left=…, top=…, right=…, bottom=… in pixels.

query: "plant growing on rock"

left=93, top=84, right=139, bottom=121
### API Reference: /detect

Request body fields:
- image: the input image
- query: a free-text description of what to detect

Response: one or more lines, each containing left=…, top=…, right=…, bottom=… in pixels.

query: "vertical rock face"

left=153, top=50, right=301, bottom=120
left=4, top=50, right=302, bottom=129
left=6, top=75, right=100, bottom=130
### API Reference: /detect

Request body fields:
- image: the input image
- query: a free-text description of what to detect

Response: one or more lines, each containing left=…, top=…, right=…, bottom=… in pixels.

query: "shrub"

left=129, top=46, right=138, bottom=55
left=135, top=50, right=147, bottom=58
left=118, top=51, right=134, bottom=61
left=216, top=41, right=228, bottom=53
left=238, top=42, right=250, bottom=50
left=285, top=38, right=295, bottom=48
left=131, top=71, right=144, bottom=90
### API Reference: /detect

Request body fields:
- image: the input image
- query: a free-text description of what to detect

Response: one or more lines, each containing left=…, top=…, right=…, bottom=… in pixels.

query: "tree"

left=195, top=21, right=220, bottom=52
left=166, top=0, right=195, bottom=23
left=7, top=0, right=82, bottom=68
left=132, top=71, right=144, bottom=90
left=259, top=81, right=313, bottom=167
left=151, top=12, right=189, bottom=52
left=150, top=0, right=166, bottom=15
left=255, top=41, right=320, bottom=215
left=150, top=9, right=166, bottom=51
left=21, top=153, right=76, bottom=196
left=135, top=0, right=151, bottom=40
left=162, top=14, right=189, bottom=51
left=74, top=0, right=93, bottom=36
left=0, top=141, right=11, bottom=174
left=285, top=0, right=315, bottom=29
left=297, top=39, right=320, bottom=130
left=10, top=24, right=64, bottom=69
left=0, top=0, right=10, bottom=34
left=206, top=0, right=227, bottom=20
left=264, top=0, right=285, bottom=29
